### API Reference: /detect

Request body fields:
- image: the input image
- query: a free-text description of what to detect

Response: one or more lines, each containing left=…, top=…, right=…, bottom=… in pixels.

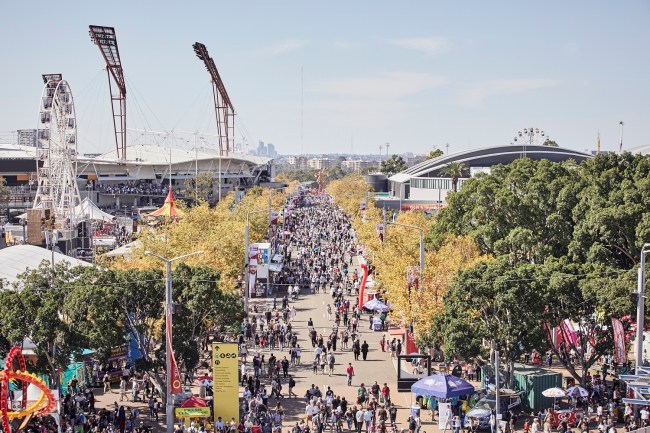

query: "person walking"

left=103, top=373, right=111, bottom=393
left=119, top=377, right=128, bottom=402
left=347, top=363, right=355, bottom=386
left=288, top=375, right=296, bottom=397
left=361, top=341, right=369, bottom=361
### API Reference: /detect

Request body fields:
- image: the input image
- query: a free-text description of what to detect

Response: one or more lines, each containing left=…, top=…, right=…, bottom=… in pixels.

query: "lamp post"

left=635, top=243, right=650, bottom=371
left=144, top=250, right=205, bottom=433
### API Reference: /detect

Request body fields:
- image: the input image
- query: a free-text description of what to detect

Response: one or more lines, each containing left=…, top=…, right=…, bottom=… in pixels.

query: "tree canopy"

left=427, top=153, right=650, bottom=384
left=380, top=155, right=406, bottom=176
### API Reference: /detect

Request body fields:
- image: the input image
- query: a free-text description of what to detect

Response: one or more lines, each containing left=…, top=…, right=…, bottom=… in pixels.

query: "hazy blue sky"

left=1, top=1, right=649, bottom=156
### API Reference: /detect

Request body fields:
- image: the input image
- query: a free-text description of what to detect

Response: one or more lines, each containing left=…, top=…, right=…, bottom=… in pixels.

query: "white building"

left=341, top=160, right=374, bottom=172
left=307, top=158, right=333, bottom=170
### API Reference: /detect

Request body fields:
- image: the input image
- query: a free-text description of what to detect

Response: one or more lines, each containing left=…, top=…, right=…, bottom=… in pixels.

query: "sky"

left=1, top=1, right=649, bottom=157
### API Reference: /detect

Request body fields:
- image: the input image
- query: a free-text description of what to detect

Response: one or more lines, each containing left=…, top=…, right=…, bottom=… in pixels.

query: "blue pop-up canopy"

left=411, top=373, right=475, bottom=398
left=363, top=298, right=390, bottom=312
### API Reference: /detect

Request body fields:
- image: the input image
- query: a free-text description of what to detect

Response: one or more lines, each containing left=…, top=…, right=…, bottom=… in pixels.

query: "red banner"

left=611, top=318, right=627, bottom=364
left=358, top=263, right=369, bottom=310
left=166, top=309, right=183, bottom=394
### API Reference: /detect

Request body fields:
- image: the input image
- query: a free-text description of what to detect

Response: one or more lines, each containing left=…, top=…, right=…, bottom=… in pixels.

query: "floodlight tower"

left=192, top=42, right=235, bottom=156
left=89, top=25, right=127, bottom=160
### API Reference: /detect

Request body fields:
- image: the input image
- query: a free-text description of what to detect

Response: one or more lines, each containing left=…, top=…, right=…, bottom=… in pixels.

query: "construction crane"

left=192, top=42, right=235, bottom=156
left=89, top=25, right=127, bottom=160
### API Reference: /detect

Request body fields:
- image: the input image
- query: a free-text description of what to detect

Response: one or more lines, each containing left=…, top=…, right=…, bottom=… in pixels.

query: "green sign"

left=175, top=407, right=211, bottom=418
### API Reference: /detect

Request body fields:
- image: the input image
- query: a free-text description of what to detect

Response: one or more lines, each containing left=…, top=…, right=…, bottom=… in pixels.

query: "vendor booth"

left=411, top=373, right=475, bottom=429
left=175, top=397, right=211, bottom=427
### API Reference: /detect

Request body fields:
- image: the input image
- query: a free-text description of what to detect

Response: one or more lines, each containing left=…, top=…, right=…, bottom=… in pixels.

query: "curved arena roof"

left=389, top=144, right=592, bottom=184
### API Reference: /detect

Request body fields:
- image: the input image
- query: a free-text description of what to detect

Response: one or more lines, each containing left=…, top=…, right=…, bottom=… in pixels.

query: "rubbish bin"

left=373, top=318, right=383, bottom=332
left=411, top=405, right=421, bottom=418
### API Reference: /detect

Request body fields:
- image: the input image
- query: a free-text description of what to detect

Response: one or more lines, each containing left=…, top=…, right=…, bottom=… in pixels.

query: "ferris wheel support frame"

left=33, top=74, right=83, bottom=227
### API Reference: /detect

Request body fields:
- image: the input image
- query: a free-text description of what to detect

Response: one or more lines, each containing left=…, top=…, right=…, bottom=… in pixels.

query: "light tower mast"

left=192, top=42, right=235, bottom=156
left=89, top=25, right=127, bottom=160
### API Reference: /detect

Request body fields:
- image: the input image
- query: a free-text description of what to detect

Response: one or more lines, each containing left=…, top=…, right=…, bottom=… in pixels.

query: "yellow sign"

left=212, top=343, right=239, bottom=423
left=175, top=407, right=211, bottom=418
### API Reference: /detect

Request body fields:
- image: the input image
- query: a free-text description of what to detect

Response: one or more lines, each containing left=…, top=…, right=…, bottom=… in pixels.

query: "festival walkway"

left=245, top=250, right=417, bottom=430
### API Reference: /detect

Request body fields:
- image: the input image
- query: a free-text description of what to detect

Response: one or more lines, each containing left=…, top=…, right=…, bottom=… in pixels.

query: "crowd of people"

left=96, top=182, right=176, bottom=197
left=232, top=190, right=405, bottom=433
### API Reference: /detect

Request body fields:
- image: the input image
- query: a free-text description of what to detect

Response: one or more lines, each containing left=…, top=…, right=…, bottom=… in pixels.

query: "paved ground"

left=91, top=253, right=423, bottom=432
left=240, top=252, right=421, bottom=430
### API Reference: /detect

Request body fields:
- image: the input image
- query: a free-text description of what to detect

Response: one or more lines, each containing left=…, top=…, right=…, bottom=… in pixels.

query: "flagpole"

left=619, top=121, right=624, bottom=153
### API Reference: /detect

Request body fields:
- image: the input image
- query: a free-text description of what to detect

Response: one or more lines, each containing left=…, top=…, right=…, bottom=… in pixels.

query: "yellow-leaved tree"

left=104, top=186, right=286, bottom=292
left=328, top=174, right=489, bottom=345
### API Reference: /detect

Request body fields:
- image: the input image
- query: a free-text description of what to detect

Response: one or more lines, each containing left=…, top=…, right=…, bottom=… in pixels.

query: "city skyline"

left=0, top=1, right=649, bottom=157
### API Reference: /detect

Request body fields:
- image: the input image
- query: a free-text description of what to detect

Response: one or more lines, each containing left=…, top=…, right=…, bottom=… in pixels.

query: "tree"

left=426, top=149, right=444, bottom=160
left=380, top=155, right=406, bottom=176
left=439, top=162, right=467, bottom=192
left=435, top=259, right=546, bottom=386
left=428, top=158, right=579, bottom=260
left=0, top=261, right=89, bottom=382
left=182, top=171, right=216, bottom=204
left=543, top=139, right=559, bottom=147
left=107, top=186, right=286, bottom=291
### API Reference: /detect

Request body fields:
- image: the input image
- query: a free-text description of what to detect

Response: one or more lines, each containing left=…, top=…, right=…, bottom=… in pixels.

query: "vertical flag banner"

left=166, top=308, right=182, bottom=394
left=611, top=318, right=627, bottom=364
left=212, top=343, right=239, bottom=423
left=248, top=244, right=259, bottom=296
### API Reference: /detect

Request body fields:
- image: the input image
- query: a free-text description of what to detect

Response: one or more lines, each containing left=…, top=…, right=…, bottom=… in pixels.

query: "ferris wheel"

left=33, top=74, right=83, bottom=225
left=512, top=127, right=549, bottom=146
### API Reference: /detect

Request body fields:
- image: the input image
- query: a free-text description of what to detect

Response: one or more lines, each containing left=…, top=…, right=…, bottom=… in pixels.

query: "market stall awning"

left=388, top=327, right=406, bottom=336
left=180, top=397, right=207, bottom=408
left=148, top=188, right=185, bottom=218
left=411, top=373, right=475, bottom=399
left=364, top=298, right=390, bottom=312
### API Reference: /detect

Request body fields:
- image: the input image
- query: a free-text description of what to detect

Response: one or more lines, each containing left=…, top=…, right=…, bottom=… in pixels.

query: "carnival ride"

left=33, top=74, right=83, bottom=226
left=0, top=347, right=56, bottom=433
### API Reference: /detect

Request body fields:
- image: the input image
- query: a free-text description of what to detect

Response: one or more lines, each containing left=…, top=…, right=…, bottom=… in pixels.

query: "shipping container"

left=481, top=363, right=562, bottom=413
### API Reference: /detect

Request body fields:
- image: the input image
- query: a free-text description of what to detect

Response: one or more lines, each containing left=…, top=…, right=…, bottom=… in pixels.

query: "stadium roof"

left=81, top=144, right=271, bottom=166
left=0, top=245, right=92, bottom=287
left=390, top=144, right=592, bottom=184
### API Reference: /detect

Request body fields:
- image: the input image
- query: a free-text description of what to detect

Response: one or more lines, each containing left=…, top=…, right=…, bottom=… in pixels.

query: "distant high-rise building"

left=267, top=143, right=276, bottom=157
left=257, top=141, right=267, bottom=156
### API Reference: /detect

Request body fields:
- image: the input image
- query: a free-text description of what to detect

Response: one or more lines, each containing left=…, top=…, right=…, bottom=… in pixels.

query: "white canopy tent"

left=74, top=197, right=115, bottom=221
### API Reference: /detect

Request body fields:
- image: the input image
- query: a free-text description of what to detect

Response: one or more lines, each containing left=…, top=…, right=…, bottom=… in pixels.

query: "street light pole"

left=144, top=250, right=205, bottom=433
left=635, top=243, right=650, bottom=371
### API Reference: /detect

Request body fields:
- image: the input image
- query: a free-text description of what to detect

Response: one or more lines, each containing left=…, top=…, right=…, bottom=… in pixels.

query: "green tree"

left=436, top=259, right=546, bottom=385
left=182, top=171, right=216, bottom=204
left=426, top=149, right=444, bottom=160
left=439, top=162, right=467, bottom=192
left=543, top=139, right=559, bottom=147
left=380, top=155, right=406, bottom=176
left=428, top=158, right=579, bottom=260
left=0, top=261, right=88, bottom=382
